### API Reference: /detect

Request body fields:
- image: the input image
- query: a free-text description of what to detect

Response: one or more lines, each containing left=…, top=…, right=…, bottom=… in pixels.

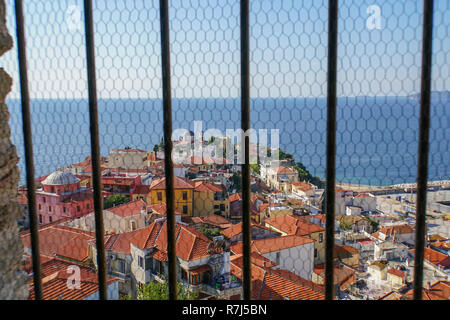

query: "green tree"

left=365, top=216, right=379, bottom=232
left=121, top=281, right=197, bottom=300
left=250, top=163, right=260, bottom=175
left=199, top=226, right=222, bottom=240
left=232, top=172, right=242, bottom=192
left=104, top=194, right=130, bottom=209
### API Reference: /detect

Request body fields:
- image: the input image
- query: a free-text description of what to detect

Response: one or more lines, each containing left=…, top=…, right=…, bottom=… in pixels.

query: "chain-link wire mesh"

left=0, top=0, right=448, bottom=300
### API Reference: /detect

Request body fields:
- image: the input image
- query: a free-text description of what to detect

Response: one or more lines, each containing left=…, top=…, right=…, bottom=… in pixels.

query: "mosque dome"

left=42, top=170, right=80, bottom=185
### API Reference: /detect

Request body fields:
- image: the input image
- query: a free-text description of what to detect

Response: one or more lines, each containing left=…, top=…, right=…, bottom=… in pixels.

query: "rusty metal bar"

left=324, top=0, right=339, bottom=301
left=83, top=0, right=107, bottom=300
left=413, top=0, right=434, bottom=301
left=159, top=0, right=177, bottom=300
left=14, top=0, right=42, bottom=300
left=240, top=0, right=252, bottom=301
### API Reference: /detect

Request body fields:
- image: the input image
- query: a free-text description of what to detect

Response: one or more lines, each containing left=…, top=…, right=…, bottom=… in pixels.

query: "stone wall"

left=0, top=0, right=29, bottom=300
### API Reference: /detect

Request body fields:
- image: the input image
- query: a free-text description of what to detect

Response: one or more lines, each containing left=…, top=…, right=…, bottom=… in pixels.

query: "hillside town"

left=16, top=134, right=450, bottom=300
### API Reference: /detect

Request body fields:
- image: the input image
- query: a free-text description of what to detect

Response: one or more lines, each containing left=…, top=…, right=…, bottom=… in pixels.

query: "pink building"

left=36, top=170, right=93, bottom=225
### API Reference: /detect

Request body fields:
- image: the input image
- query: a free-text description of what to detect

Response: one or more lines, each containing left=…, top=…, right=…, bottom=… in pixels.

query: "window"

left=182, top=191, right=187, bottom=200
left=130, top=220, right=136, bottom=231
left=86, top=203, right=90, bottom=209
left=118, top=259, right=125, bottom=273
left=48, top=206, right=51, bottom=212
left=39, top=215, right=42, bottom=224
left=319, top=233, right=324, bottom=243
left=183, top=206, right=188, bottom=214
left=276, top=252, right=280, bottom=264
left=63, top=206, right=66, bottom=213
left=138, top=256, right=144, bottom=269
left=181, top=269, right=187, bottom=281
left=145, top=257, right=152, bottom=271
left=49, top=216, right=52, bottom=223
left=157, top=192, right=162, bottom=201
left=314, top=249, right=318, bottom=258
left=77, top=205, right=80, bottom=212
left=38, top=204, right=41, bottom=210
left=43, top=197, right=46, bottom=203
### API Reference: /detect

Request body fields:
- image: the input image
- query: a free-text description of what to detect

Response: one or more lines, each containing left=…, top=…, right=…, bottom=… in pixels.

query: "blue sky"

left=1, top=0, right=449, bottom=99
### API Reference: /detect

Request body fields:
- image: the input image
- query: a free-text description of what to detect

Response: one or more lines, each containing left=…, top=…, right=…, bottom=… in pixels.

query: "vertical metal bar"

left=324, top=0, right=338, bottom=301
left=413, top=0, right=434, bottom=301
left=159, top=0, right=177, bottom=300
left=240, top=0, right=252, bottom=300
left=14, top=0, right=42, bottom=300
left=83, top=0, right=107, bottom=300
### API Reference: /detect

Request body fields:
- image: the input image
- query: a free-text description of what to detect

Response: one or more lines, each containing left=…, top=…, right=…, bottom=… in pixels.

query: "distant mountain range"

left=407, top=91, right=450, bottom=101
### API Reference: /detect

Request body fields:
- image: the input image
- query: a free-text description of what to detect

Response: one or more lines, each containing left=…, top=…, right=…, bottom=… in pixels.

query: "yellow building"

left=193, top=181, right=229, bottom=217
left=147, top=176, right=194, bottom=217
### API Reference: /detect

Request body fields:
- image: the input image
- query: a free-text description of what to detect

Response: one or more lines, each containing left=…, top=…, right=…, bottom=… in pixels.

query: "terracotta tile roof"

left=334, top=244, right=360, bottom=256
left=291, top=181, right=314, bottom=192
left=411, top=247, right=450, bottom=269
left=404, top=281, right=450, bottom=300
left=147, top=202, right=182, bottom=216
left=357, top=238, right=374, bottom=245
left=355, top=193, right=372, bottom=198
left=230, top=257, right=324, bottom=300
left=106, top=199, right=147, bottom=217
left=26, top=256, right=118, bottom=300
left=230, top=252, right=278, bottom=269
left=111, top=220, right=212, bottom=261
left=193, top=181, right=224, bottom=192
left=191, top=215, right=232, bottom=228
left=149, top=176, right=194, bottom=190
left=230, top=235, right=314, bottom=255
left=387, top=267, right=406, bottom=278
left=21, top=225, right=95, bottom=262
left=379, top=224, right=414, bottom=236
left=101, top=177, right=135, bottom=186
left=264, top=215, right=325, bottom=236
left=221, top=222, right=277, bottom=239
left=229, top=193, right=241, bottom=203
left=71, top=156, right=92, bottom=167
left=131, top=185, right=151, bottom=194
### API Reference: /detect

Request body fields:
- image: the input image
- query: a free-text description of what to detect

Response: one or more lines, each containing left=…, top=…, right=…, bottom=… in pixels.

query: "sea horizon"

left=6, top=95, right=449, bottom=186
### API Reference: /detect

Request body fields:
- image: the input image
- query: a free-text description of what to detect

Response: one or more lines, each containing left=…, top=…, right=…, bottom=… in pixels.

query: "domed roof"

left=42, top=170, right=80, bottom=185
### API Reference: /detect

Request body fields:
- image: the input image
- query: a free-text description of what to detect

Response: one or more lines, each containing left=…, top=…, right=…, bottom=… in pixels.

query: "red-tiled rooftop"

left=191, top=214, right=232, bottom=228
left=21, top=225, right=95, bottom=262
left=230, top=257, right=324, bottom=300
left=229, top=193, right=241, bottom=203
left=379, top=224, right=414, bottom=235
left=131, top=185, right=151, bottom=194
left=106, top=199, right=146, bottom=217
left=230, top=235, right=314, bottom=255
left=264, top=214, right=325, bottom=236
left=193, top=181, right=224, bottom=192
left=411, top=247, right=450, bottom=269
left=404, top=281, right=450, bottom=300
left=150, top=176, right=194, bottom=190
left=221, top=221, right=277, bottom=239
left=387, top=267, right=406, bottom=278
left=26, top=255, right=118, bottom=300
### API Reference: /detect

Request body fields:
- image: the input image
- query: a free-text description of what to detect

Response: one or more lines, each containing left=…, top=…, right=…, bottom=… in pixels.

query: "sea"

left=5, top=96, right=450, bottom=186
